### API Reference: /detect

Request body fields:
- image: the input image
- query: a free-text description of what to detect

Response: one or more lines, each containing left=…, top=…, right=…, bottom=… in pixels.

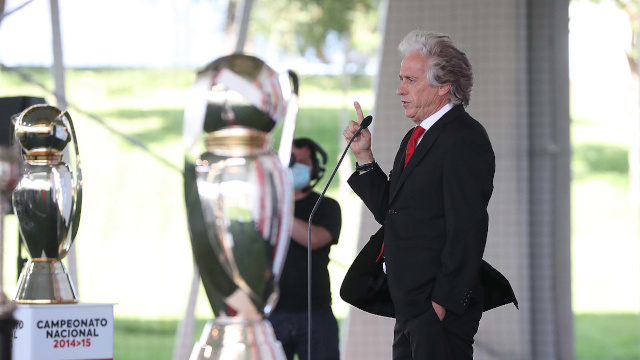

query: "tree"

left=248, top=0, right=381, bottom=70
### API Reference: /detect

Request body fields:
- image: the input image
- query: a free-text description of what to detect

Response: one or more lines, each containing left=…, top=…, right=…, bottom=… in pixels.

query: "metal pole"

left=172, top=262, right=200, bottom=360
left=234, top=0, right=254, bottom=53
left=49, top=0, right=67, bottom=110
left=637, top=1, right=640, bottom=355
left=0, top=145, right=22, bottom=360
left=0, top=1, right=5, bottom=28
left=0, top=209, right=15, bottom=360
left=49, top=0, right=78, bottom=295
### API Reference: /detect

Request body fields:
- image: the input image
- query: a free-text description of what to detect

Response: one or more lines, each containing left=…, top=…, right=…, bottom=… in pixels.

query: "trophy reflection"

left=183, top=54, right=298, bottom=360
left=11, top=105, right=82, bottom=304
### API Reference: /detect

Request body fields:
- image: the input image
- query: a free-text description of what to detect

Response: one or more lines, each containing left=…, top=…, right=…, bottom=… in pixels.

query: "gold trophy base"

left=190, top=317, right=286, bottom=360
left=13, top=258, right=78, bottom=304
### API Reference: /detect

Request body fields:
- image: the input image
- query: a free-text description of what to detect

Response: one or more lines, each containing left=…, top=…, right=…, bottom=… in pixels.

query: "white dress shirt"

left=415, top=103, right=453, bottom=146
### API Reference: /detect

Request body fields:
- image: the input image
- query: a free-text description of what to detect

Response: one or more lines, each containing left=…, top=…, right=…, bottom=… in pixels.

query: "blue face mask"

left=291, top=163, right=311, bottom=190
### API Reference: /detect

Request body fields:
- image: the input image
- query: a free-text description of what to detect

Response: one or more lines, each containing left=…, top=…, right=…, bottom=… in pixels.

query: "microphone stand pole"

left=306, top=118, right=370, bottom=360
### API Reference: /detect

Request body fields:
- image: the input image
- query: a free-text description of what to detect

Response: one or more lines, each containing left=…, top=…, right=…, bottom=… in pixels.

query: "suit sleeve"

left=347, top=162, right=391, bottom=225
left=431, top=127, right=495, bottom=315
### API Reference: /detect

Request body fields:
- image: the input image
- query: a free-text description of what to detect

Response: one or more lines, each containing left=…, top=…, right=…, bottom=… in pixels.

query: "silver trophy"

left=183, top=54, right=298, bottom=360
left=11, top=105, right=82, bottom=304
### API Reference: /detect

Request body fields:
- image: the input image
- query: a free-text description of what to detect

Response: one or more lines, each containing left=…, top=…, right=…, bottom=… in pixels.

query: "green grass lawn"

left=112, top=313, right=639, bottom=360
left=0, top=67, right=638, bottom=359
left=570, top=108, right=639, bottom=359
left=575, top=312, right=639, bottom=360
left=114, top=318, right=192, bottom=360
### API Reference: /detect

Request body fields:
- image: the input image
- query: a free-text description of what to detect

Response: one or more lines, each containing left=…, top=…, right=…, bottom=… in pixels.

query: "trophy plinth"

left=14, top=258, right=77, bottom=304
left=190, top=317, right=285, bottom=360
left=11, top=105, right=82, bottom=304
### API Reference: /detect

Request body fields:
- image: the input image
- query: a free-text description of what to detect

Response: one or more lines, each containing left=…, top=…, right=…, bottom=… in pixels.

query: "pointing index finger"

left=354, top=101, right=364, bottom=124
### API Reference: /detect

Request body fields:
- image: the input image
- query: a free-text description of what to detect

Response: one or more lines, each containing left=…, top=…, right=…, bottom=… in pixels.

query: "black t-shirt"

left=274, top=191, right=342, bottom=312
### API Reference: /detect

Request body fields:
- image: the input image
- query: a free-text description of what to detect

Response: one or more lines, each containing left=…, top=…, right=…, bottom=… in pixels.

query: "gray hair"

left=398, top=30, right=473, bottom=106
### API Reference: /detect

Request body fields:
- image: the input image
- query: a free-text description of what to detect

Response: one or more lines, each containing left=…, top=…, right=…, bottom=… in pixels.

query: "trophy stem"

left=13, top=258, right=78, bottom=304
left=190, top=316, right=286, bottom=360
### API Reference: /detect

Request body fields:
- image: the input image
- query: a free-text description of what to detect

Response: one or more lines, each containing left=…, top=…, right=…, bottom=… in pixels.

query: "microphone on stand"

left=306, top=115, right=373, bottom=360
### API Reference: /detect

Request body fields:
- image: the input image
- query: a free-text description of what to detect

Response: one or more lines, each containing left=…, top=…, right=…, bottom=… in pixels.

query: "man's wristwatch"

left=355, top=160, right=376, bottom=172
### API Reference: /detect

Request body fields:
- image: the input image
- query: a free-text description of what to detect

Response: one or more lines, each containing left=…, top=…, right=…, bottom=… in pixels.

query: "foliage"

left=249, top=0, right=381, bottom=67
left=572, top=143, right=629, bottom=180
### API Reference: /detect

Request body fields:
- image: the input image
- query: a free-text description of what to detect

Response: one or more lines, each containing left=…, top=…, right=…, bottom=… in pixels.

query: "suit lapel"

left=389, top=129, right=413, bottom=193
left=389, top=105, right=464, bottom=203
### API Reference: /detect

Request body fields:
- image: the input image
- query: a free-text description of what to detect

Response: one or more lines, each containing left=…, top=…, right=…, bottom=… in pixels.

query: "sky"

left=0, top=0, right=229, bottom=68
left=0, top=0, right=375, bottom=75
left=0, top=0, right=634, bottom=75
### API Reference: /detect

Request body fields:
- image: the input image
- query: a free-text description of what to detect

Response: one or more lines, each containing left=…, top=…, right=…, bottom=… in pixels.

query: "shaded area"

left=91, top=106, right=345, bottom=146
left=91, top=105, right=348, bottom=192
left=91, top=108, right=184, bottom=147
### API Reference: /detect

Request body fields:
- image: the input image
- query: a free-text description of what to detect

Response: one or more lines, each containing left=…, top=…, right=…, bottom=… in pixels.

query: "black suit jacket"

left=342, top=105, right=518, bottom=319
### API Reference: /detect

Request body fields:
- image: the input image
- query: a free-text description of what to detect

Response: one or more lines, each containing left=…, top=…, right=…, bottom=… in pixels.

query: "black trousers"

left=269, top=307, right=340, bottom=360
left=392, top=300, right=483, bottom=360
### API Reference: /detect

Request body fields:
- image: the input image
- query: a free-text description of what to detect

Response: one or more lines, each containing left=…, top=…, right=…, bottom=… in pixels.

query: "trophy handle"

left=277, top=70, right=299, bottom=166
left=288, top=70, right=299, bottom=96
left=264, top=156, right=294, bottom=316
left=58, top=111, right=82, bottom=241
left=183, top=74, right=212, bottom=160
left=184, top=160, right=240, bottom=315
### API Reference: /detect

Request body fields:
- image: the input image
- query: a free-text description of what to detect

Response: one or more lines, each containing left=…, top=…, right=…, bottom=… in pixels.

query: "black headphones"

left=292, top=137, right=327, bottom=188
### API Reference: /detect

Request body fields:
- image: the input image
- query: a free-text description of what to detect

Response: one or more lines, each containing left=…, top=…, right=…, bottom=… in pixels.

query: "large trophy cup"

left=11, top=105, right=82, bottom=304
left=183, top=54, right=298, bottom=360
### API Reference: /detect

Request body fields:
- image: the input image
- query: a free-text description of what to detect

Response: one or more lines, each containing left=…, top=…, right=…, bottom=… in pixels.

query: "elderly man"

left=342, top=30, right=517, bottom=359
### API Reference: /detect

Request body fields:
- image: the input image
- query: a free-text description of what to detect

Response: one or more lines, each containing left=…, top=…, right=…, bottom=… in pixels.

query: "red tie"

left=376, top=127, right=427, bottom=263
left=404, top=126, right=426, bottom=167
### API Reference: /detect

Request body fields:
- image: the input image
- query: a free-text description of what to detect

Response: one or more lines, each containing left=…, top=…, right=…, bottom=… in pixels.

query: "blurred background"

left=0, top=0, right=637, bottom=359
